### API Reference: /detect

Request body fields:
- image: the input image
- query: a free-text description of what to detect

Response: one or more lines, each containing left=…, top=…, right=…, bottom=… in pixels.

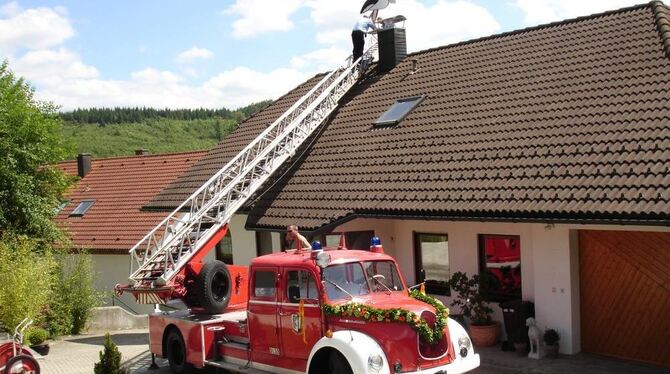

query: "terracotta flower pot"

left=544, top=344, right=559, bottom=358
left=469, top=323, right=499, bottom=347
left=514, top=342, right=528, bottom=356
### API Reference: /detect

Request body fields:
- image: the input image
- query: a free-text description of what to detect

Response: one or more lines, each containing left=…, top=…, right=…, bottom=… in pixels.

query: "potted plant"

left=511, top=327, right=528, bottom=356
left=448, top=272, right=499, bottom=347
left=543, top=328, right=559, bottom=358
left=27, top=327, right=49, bottom=356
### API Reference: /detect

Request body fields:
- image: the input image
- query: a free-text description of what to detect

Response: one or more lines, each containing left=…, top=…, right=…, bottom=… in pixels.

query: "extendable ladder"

left=124, top=39, right=379, bottom=302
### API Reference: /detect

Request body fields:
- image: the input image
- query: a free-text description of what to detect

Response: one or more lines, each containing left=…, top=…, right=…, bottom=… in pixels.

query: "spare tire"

left=196, top=260, right=231, bottom=314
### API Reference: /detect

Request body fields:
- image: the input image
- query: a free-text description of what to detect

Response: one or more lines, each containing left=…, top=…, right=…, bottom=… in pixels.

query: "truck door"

left=279, top=268, right=322, bottom=360
left=248, top=267, right=280, bottom=357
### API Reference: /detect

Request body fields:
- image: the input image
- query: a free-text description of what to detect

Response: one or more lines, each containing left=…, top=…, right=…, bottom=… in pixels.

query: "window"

left=253, top=271, right=276, bottom=298
left=216, top=231, right=233, bottom=264
left=362, top=261, right=404, bottom=292
left=414, top=233, right=450, bottom=295
left=323, top=263, right=369, bottom=300
left=478, top=234, right=521, bottom=302
left=69, top=200, right=95, bottom=217
left=321, top=230, right=375, bottom=250
left=374, top=95, right=425, bottom=127
left=285, top=270, right=318, bottom=303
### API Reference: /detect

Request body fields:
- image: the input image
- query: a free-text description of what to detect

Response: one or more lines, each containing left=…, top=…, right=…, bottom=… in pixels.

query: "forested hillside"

left=60, top=101, right=271, bottom=158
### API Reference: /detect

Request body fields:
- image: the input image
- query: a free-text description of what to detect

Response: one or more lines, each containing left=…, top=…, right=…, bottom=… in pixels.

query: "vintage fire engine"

left=145, top=239, right=480, bottom=374
left=114, top=13, right=480, bottom=373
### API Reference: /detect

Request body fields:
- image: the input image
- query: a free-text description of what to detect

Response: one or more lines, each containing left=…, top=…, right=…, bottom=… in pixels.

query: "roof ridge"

left=651, top=1, right=670, bottom=57
left=57, top=149, right=208, bottom=165
left=407, top=1, right=655, bottom=58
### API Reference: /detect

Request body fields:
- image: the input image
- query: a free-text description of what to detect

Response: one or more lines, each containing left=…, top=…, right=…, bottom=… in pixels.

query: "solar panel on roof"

left=374, top=95, right=424, bottom=127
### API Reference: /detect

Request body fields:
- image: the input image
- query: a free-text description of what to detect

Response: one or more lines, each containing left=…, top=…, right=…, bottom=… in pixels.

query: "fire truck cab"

left=149, top=239, right=480, bottom=374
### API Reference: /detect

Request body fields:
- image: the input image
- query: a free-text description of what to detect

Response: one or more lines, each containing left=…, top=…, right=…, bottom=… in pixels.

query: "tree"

left=0, top=60, right=74, bottom=241
left=0, top=233, right=56, bottom=331
left=94, top=333, right=128, bottom=374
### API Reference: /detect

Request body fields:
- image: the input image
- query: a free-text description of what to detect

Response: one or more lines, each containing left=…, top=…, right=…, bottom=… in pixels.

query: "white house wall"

left=331, top=217, right=670, bottom=355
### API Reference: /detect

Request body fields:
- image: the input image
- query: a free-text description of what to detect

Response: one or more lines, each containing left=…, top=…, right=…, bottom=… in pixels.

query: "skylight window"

left=69, top=200, right=95, bottom=217
left=374, top=95, right=425, bottom=127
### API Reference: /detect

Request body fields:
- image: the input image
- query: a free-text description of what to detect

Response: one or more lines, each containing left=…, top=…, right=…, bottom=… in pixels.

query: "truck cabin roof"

left=250, top=247, right=396, bottom=269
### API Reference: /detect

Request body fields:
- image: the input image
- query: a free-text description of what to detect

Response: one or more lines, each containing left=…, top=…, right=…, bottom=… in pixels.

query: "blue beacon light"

left=311, top=240, right=322, bottom=250
left=370, top=236, right=384, bottom=253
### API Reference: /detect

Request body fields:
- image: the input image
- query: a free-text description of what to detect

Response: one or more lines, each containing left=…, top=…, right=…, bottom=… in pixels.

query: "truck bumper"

left=402, top=353, right=480, bottom=374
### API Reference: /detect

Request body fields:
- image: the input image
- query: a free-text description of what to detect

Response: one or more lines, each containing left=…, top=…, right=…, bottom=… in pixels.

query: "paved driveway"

left=38, top=330, right=667, bottom=374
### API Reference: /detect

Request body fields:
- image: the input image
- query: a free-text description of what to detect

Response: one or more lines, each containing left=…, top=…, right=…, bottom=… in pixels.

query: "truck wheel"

left=5, top=354, right=40, bottom=374
left=196, top=260, right=231, bottom=314
left=328, top=351, right=353, bottom=374
left=166, top=329, right=193, bottom=374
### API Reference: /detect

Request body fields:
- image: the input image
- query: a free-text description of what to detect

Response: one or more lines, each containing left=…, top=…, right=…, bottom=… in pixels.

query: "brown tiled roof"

left=154, top=2, right=670, bottom=231
left=56, top=151, right=206, bottom=253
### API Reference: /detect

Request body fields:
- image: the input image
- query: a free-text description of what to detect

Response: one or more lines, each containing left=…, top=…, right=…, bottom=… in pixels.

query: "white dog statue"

left=527, top=317, right=541, bottom=359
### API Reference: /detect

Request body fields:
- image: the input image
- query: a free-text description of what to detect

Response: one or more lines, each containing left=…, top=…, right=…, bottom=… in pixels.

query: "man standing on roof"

left=351, top=14, right=378, bottom=62
left=286, top=225, right=312, bottom=250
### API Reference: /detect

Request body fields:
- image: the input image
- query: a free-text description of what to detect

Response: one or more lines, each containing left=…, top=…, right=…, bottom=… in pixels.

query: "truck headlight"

left=368, top=353, right=383, bottom=372
left=458, top=334, right=471, bottom=357
left=458, top=335, right=471, bottom=350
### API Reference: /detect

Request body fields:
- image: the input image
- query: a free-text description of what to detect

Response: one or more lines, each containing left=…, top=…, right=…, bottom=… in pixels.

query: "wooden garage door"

left=579, top=230, right=670, bottom=367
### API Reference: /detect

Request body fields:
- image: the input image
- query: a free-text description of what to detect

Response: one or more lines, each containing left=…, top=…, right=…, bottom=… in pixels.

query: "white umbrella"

left=360, top=0, right=395, bottom=14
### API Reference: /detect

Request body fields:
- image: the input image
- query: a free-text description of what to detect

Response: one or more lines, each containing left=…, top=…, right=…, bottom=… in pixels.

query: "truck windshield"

left=323, top=263, right=369, bottom=300
left=323, top=261, right=404, bottom=300
left=362, top=261, right=404, bottom=292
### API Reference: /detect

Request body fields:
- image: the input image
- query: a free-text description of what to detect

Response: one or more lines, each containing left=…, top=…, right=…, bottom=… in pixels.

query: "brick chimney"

left=378, top=25, right=407, bottom=72
left=77, top=153, right=92, bottom=178
left=135, top=149, right=150, bottom=156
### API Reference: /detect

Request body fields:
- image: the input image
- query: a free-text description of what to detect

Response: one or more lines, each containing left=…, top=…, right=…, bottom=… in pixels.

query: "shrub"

left=447, top=272, right=493, bottom=326
left=26, top=327, right=48, bottom=345
left=94, top=333, right=129, bottom=374
left=543, top=329, right=560, bottom=346
left=42, top=253, right=102, bottom=336
left=0, top=233, right=57, bottom=331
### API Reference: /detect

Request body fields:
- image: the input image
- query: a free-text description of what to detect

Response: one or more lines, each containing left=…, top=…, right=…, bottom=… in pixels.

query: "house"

left=56, top=150, right=207, bottom=313
left=144, top=2, right=670, bottom=367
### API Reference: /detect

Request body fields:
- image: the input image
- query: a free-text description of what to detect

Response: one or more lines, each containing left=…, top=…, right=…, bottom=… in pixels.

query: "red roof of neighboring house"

left=55, top=151, right=206, bottom=254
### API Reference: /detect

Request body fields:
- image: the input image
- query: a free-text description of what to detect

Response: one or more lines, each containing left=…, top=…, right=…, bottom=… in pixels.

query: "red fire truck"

left=144, top=238, right=480, bottom=374
left=115, top=19, right=480, bottom=373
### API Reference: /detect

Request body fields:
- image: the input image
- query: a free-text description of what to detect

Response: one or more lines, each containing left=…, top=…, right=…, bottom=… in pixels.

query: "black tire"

left=328, top=351, right=353, bottom=374
left=166, top=329, right=193, bottom=374
left=5, top=354, right=40, bottom=374
left=196, top=260, right=231, bottom=314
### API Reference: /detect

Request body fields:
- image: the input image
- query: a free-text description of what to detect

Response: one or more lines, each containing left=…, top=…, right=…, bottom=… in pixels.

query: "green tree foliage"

left=94, top=333, right=128, bottom=374
left=0, top=233, right=57, bottom=331
left=0, top=61, right=74, bottom=241
left=59, top=101, right=271, bottom=158
left=61, top=118, right=238, bottom=158
left=60, top=101, right=271, bottom=125
left=41, top=253, right=102, bottom=336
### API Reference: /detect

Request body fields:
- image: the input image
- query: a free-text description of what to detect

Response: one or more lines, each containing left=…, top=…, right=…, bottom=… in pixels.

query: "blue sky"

left=1, top=0, right=639, bottom=110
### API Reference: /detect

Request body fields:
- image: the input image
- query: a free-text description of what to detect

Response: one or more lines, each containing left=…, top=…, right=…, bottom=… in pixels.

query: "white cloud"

left=290, top=46, right=349, bottom=72
left=0, top=2, right=73, bottom=54
left=514, top=0, right=639, bottom=25
left=12, top=48, right=98, bottom=86
left=225, top=0, right=304, bottom=39
left=175, top=46, right=214, bottom=63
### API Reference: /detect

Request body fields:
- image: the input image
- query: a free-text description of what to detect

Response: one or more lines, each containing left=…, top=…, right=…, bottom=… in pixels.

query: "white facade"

left=325, top=217, right=670, bottom=354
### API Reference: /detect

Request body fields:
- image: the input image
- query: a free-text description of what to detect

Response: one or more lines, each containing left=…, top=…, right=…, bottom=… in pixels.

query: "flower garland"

left=322, top=290, right=449, bottom=344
